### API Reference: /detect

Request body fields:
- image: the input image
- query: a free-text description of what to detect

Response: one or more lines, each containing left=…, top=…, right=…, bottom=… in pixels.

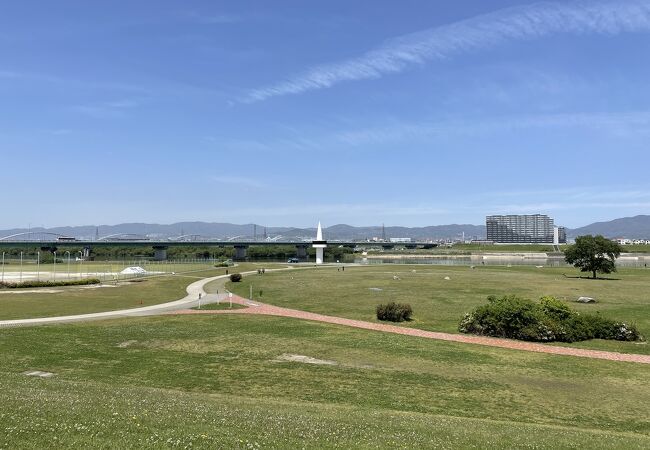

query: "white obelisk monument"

left=312, top=221, right=327, bottom=265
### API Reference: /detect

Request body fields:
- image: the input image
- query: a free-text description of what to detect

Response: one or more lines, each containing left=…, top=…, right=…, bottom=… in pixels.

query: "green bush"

left=459, top=295, right=642, bottom=343
left=0, top=278, right=101, bottom=289
left=229, top=273, right=243, bottom=282
left=376, top=302, right=413, bottom=322
left=214, top=260, right=233, bottom=268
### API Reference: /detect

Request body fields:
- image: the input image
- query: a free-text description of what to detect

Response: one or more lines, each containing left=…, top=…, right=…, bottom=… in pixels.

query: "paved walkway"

left=174, top=294, right=650, bottom=365
left=0, top=266, right=300, bottom=328
left=0, top=270, right=252, bottom=328
left=3, top=266, right=649, bottom=365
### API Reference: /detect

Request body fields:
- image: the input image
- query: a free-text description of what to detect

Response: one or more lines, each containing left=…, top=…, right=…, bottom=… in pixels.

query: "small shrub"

left=229, top=273, right=242, bottom=282
left=376, top=302, right=413, bottom=322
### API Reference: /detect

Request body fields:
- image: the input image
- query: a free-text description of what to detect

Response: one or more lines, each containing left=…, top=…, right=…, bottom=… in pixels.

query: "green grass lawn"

left=223, top=265, right=650, bottom=354
left=621, top=244, right=650, bottom=253
left=0, top=261, right=233, bottom=281
left=1, top=315, right=648, bottom=448
left=192, top=302, right=246, bottom=310
left=0, top=263, right=272, bottom=320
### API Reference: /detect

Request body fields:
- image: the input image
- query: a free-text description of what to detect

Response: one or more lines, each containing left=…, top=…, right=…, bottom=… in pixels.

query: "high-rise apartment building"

left=486, top=214, right=564, bottom=243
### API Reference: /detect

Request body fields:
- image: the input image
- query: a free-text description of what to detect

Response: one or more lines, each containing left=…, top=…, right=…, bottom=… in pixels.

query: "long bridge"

left=0, top=232, right=437, bottom=260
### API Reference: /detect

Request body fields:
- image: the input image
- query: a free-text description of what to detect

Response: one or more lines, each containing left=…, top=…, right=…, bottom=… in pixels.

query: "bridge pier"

left=234, top=244, right=248, bottom=261
left=295, top=244, right=308, bottom=259
left=153, top=245, right=168, bottom=261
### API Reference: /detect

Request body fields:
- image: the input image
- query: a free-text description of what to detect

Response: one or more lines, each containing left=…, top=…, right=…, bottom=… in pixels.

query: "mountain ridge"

left=1, top=215, right=648, bottom=240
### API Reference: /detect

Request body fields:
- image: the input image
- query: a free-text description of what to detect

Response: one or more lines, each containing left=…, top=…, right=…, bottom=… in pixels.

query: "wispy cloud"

left=50, top=129, right=73, bottom=136
left=198, top=14, right=241, bottom=24
left=478, top=185, right=650, bottom=224
left=211, top=176, right=267, bottom=189
left=71, top=99, right=140, bottom=118
left=336, top=111, right=650, bottom=145
left=244, top=0, right=650, bottom=102
left=0, top=70, right=21, bottom=79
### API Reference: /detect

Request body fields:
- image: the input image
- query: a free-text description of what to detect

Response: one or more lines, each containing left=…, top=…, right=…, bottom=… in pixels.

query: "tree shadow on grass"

left=561, top=274, right=621, bottom=281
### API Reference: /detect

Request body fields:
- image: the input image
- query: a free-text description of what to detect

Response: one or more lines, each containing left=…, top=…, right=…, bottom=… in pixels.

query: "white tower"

left=312, top=221, right=327, bottom=264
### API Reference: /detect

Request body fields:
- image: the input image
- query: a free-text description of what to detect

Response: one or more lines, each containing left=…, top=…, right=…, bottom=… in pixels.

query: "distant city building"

left=486, top=214, right=566, bottom=244
left=614, top=238, right=650, bottom=245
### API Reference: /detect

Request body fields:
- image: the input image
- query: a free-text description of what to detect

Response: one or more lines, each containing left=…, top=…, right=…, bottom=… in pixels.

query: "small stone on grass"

left=23, top=370, right=54, bottom=378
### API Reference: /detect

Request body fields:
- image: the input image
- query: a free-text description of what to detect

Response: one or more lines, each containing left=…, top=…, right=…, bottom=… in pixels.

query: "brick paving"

left=175, top=294, right=650, bottom=365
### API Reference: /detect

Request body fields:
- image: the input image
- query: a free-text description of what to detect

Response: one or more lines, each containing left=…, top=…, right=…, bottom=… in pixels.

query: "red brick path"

left=173, top=295, right=650, bottom=364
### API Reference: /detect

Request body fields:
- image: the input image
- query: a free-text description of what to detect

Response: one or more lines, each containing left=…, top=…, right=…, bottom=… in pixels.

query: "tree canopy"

left=564, top=235, right=622, bottom=279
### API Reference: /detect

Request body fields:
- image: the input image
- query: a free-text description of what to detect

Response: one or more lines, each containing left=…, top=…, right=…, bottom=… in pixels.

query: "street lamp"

left=78, top=251, right=83, bottom=280
left=37, top=251, right=40, bottom=281
left=53, top=251, right=57, bottom=281
left=20, top=251, right=23, bottom=283
left=65, top=251, right=71, bottom=279
left=1, top=252, right=5, bottom=283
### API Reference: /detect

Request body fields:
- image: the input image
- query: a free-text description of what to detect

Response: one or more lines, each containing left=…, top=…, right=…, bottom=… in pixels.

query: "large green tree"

left=564, top=235, right=622, bottom=279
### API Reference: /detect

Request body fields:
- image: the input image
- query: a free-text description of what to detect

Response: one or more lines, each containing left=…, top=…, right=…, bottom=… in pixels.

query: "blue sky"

left=2, top=0, right=650, bottom=229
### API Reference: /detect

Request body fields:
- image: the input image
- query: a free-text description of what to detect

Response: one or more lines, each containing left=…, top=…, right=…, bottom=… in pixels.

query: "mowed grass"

left=224, top=265, right=650, bottom=354
left=191, top=302, right=246, bottom=310
left=0, top=261, right=234, bottom=280
left=0, top=263, right=270, bottom=320
left=1, top=315, right=649, bottom=448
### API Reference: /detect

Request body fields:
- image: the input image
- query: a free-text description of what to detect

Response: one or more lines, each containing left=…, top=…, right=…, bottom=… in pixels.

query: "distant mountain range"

left=1, top=215, right=648, bottom=241
left=567, top=215, right=650, bottom=239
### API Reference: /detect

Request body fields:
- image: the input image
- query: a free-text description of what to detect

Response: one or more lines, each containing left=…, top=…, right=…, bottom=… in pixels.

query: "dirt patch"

left=271, top=354, right=338, bottom=366
left=117, top=340, right=138, bottom=348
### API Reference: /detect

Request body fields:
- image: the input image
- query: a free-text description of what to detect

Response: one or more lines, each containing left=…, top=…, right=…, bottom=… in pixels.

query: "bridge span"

left=0, top=237, right=437, bottom=260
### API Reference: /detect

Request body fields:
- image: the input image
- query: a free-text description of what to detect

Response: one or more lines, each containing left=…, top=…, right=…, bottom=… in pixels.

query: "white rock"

left=120, top=266, right=147, bottom=275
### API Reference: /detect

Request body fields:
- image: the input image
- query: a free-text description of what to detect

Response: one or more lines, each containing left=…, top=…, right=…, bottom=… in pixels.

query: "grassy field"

left=0, top=261, right=229, bottom=282
left=223, top=265, right=650, bottom=354
left=621, top=244, right=650, bottom=253
left=192, top=302, right=246, bottom=310
left=1, top=314, right=648, bottom=448
left=0, top=263, right=272, bottom=320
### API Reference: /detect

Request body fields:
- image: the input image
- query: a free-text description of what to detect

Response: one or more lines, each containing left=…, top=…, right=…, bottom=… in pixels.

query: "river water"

left=352, top=256, right=650, bottom=268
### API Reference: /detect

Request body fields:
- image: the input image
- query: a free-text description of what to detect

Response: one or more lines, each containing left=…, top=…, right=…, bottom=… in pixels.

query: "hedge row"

left=459, top=295, right=642, bottom=342
left=0, top=278, right=101, bottom=289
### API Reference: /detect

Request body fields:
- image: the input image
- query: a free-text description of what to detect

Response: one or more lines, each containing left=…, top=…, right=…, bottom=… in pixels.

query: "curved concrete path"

left=0, top=270, right=249, bottom=328
left=3, top=266, right=649, bottom=365
left=0, top=265, right=321, bottom=328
